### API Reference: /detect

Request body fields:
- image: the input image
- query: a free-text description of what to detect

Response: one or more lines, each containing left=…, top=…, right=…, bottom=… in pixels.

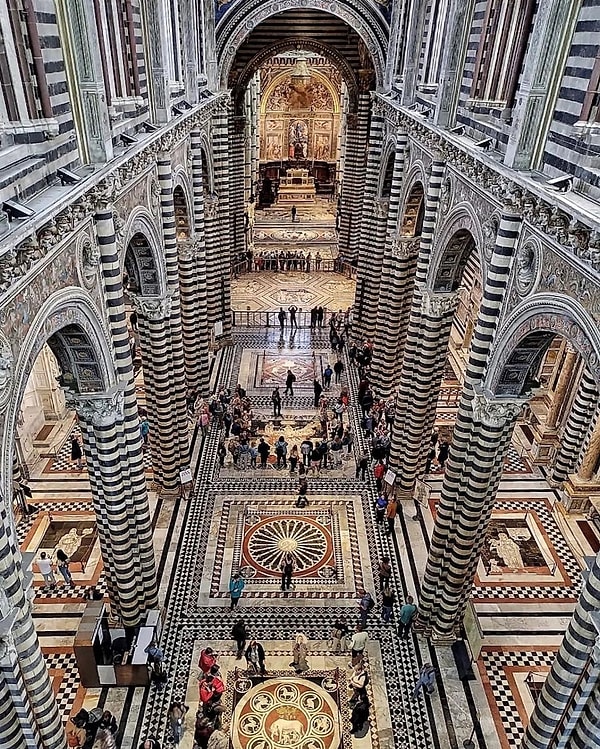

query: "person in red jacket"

left=199, top=674, right=225, bottom=707
left=373, top=461, right=385, bottom=492
left=198, top=647, right=217, bottom=676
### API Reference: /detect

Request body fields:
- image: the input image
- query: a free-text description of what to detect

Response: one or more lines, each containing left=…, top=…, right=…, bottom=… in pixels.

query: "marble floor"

left=18, top=283, right=600, bottom=749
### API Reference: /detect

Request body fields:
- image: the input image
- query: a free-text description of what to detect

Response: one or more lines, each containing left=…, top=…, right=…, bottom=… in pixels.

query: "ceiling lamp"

left=291, top=56, right=311, bottom=86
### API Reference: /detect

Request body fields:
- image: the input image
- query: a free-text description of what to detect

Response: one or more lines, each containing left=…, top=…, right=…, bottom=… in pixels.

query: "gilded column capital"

left=472, top=386, right=526, bottom=428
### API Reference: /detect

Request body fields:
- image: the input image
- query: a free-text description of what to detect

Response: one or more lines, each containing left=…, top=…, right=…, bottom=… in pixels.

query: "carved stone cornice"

left=472, top=386, right=525, bottom=428
left=131, top=294, right=173, bottom=321
left=0, top=94, right=228, bottom=300
left=65, top=385, right=125, bottom=427
left=390, top=236, right=420, bottom=259
left=420, top=289, right=459, bottom=317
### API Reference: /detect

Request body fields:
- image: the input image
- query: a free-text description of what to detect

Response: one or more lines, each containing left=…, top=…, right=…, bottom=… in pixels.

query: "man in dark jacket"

left=245, top=640, right=267, bottom=674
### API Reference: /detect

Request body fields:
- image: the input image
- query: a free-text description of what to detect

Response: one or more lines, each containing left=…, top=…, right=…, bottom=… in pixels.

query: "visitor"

left=385, top=496, right=398, bottom=536
left=323, top=364, right=333, bottom=389
left=199, top=674, right=225, bottom=709
left=281, top=553, right=294, bottom=592
left=229, top=573, right=245, bottom=609
left=278, top=307, right=286, bottom=331
left=217, top=442, right=226, bottom=468
left=249, top=441, right=258, bottom=469
left=310, top=446, right=321, bottom=477
left=139, top=738, right=161, bottom=749
left=438, top=440, right=450, bottom=468
left=257, top=438, right=270, bottom=469
left=291, top=633, right=309, bottom=673
left=349, top=624, right=368, bottom=667
left=194, top=716, right=214, bottom=749
left=412, top=663, right=436, bottom=700
left=245, top=639, right=267, bottom=674
left=168, top=700, right=189, bottom=744
left=381, top=584, right=395, bottom=623
left=317, top=306, right=324, bottom=327
left=373, top=460, right=385, bottom=492
left=140, top=416, right=150, bottom=448
left=199, top=647, right=217, bottom=676
left=296, top=476, right=308, bottom=507
left=357, top=590, right=375, bottom=628
left=378, top=557, right=392, bottom=590
left=37, top=551, right=56, bottom=588
left=285, top=369, right=296, bottom=397
left=398, top=596, right=418, bottom=640
left=330, top=616, right=349, bottom=652
left=310, top=307, right=318, bottom=329
left=232, top=618, right=248, bottom=659
left=207, top=724, right=230, bottom=749
left=348, top=661, right=369, bottom=703
left=71, top=434, right=83, bottom=470
left=288, top=305, right=298, bottom=329
left=331, top=436, right=343, bottom=467
left=350, top=693, right=370, bottom=735
left=375, top=494, right=388, bottom=524
left=98, top=711, right=118, bottom=736
left=300, top=439, right=313, bottom=466
left=56, top=548, right=73, bottom=585
left=355, top=452, right=369, bottom=481
left=334, top=358, right=344, bottom=384
left=291, top=205, right=297, bottom=222
left=275, top=436, right=288, bottom=469
left=289, top=444, right=299, bottom=474
left=313, top=378, right=323, bottom=408
left=271, top=387, right=282, bottom=417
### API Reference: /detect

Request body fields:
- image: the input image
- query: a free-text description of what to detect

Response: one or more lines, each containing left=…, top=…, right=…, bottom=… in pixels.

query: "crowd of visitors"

left=242, top=248, right=325, bottom=273
left=67, top=708, right=119, bottom=749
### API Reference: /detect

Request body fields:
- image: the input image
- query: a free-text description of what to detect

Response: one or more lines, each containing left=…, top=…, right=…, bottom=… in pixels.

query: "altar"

left=278, top=168, right=316, bottom=203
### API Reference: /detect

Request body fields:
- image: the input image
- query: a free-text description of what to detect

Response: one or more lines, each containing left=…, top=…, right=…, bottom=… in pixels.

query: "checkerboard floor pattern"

left=480, top=649, right=557, bottom=748
left=45, top=423, right=154, bottom=473
left=44, top=651, right=81, bottom=724
left=428, top=443, right=532, bottom=475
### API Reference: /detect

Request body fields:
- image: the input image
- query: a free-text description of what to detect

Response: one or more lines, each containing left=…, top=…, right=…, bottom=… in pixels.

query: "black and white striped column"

left=389, top=290, right=460, bottom=489
left=386, top=155, right=446, bottom=473
left=522, top=552, right=600, bottom=749
left=0, top=505, right=64, bottom=749
left=551, top=369, right=599, bottom=485
left=229, top=114, right=246, bottom=257
left=205, top=105, right=232, bottom=337
left=352, top=104, right=387, bottom=341
left=338, top=91, right=371, bottom=263
left=94, top=206, right=158, bottom=615
left=157, top=152, right=190, bottom=472
left=416, top=209, right=523, bottom=639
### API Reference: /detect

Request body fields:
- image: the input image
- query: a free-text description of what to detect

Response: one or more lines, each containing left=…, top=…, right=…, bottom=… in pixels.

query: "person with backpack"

left=275, top=436, right=288, bottom=469
left=357, top=590, right=375, bottom=627
left=412, top=663, right=436, bottom=699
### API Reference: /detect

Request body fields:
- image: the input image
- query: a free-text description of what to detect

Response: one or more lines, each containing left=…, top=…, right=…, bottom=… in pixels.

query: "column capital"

left=131, top=293, right=173, bottom=320
left=472, top=386, right=526, bottom=427
left=177, top=240, right=201, bottom=261
left=65, top=384, right=125, bottom=426
left=391, top=235, right=420, bottom=259
left=420, top=289, right=459, bottom=317
left=374, top=197, right=390, bottom=218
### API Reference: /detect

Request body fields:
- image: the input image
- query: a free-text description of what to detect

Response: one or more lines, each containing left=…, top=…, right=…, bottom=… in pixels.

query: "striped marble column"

left=386, top=155, right=446, bottom=471
left=205, top=106, right=232, bottom=336
left=157, top=153, right=190, bottom=471
left=522, top=553, right=600, bottom=749
left=551, top=369, right=599, bottom=485
left=94, top=206, right=158, bottom=615
left=389, top=289, right=460, bottom=489
left=338, top=91, right=371, bottom=263
left=352, top=105, right=386, bottom=341
left=416, top=209, right=523, bottom=639
left=370, top=131, right=412, bottom=394
left=229, top=114, right=246, bottom=256
left=0, top=507, right=64, bottom=749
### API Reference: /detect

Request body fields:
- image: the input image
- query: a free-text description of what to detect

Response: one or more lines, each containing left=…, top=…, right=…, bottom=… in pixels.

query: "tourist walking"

left=56, top=548, right=73, bottom=584
left=245, top=640, right=267, bottom=674
left=199, top=647, right=217, bottom=675
left=375, top=494, right=388, bottom=524
left=357, top=590, right=374, bottom=627
left=272, top=387, right=282, bottom=417
left=385, top=496, right=398, bottom=536
left=296, top=476, right=309, bottom=507
left=313, top=379, right=323, bottom=408
left=398, top=596, right=418, bottom=639
left=412, top=664, right=436, bottom=699
left=334, top=359, right=344, bottom=384
left=285, top=369, right=296, bottom=397
left=232, top=618, right=248, bottom=658
left=168, top=701, right=189, bottom=744
left=37, top=552, right=56, bottom=588
left=71, top=434, right=83, bottom=469
left=229, top=573, right=245, bottom=609
left=330, top=617, right=349, bottom=652
left=323, top=364, right=333, bottom=389
left=381, top=585, right=395, bottom=623
left=378, top=557, right=392, bottom=590
left=291, top=633, right=309, bottom=673
left=438, top=440, right=449, bottom=468
left=349, top=624, right=368, bottom=666
left=281, top=553, right=294, bottom=592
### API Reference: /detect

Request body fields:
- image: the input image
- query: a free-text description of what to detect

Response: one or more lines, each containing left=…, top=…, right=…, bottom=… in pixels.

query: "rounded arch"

left=378, top=143, right=396, bottom=198
left=121, top=208, right=166, bottom=297
left=2, top=287, right=116, bottom=502
left=485, top=294, right=600, bottom=397
left=173, top=174, right=192, bottom=241
left=259, top=64, right=343, bottom=116
left=428, top=204, right=485, bottom=292
left=398, top=179, right=425, bottom=237
left=217, top=4, right=386, bottom=93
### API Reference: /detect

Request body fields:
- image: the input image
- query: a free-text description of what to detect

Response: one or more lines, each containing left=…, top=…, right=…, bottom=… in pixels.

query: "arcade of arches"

left=1, top=3, right=600, bottom=749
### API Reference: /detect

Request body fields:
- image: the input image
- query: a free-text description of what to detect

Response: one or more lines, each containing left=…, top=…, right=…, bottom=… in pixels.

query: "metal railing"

left=231, top=258, right=357, bottom=279
left=231, top=309, right=350, bottom=328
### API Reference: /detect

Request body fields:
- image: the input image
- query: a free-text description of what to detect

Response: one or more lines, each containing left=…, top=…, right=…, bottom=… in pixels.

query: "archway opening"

left=399, top=181, right=425, bottom=238
left=174, top=185, right=190, bottom=242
